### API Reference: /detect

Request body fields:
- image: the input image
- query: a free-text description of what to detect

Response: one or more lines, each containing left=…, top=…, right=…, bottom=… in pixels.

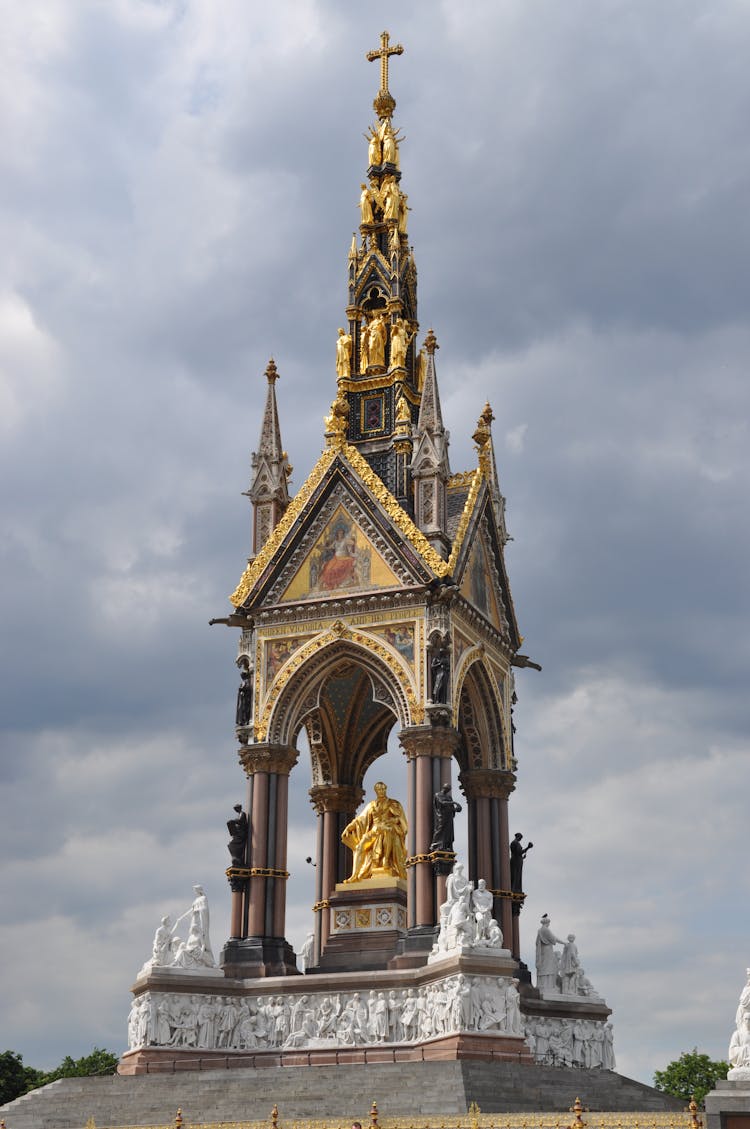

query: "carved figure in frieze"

left=603, top=1022, right=616, bottom=1069
left=317, top=994, right=338, bottom=1038
left=387, top=989, right=403, bottom=1042
left=430, top=782, right=462, bottom=851
left=506, top=982, right=522, bottom=1034
left=216, top=997, right=238, bottom=1048
left=127, top=999, right=141, bottom=1048
left=227, top=804, right=248, bottom=868
left=156, top=996, right=171, bottom=1046
left=196, top=997, right=217, bottom=1048
left=401, top=988, right=419, bottom=1041
left=476, top=979, right=507, bottom=1031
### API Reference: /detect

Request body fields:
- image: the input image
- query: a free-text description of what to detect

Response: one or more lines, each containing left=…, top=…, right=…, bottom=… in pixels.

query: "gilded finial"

left=568, top=1098, right=586, bottom=1129
left=366, top=31, right=404, bottom=121
left=481, top=401, right=495, bottom=426
left=349, top=234, right=358, bottom=260
left=473, top=404, right=493, bottom=475
left=175, top=1111, right=183, bottom=1129
left=424, top=328, right=439, bottom=355
left=265, top=358, right=279, bottom=384
left=370, top=1100, right=379, bottom=1127
left=688, top=1099, right=701, bottom=1129
left=271, top=1105, right=279, bottom=1129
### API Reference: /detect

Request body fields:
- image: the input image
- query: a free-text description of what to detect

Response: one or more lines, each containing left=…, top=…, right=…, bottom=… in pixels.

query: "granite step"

left=0, top=1061, right=683, bottom=1128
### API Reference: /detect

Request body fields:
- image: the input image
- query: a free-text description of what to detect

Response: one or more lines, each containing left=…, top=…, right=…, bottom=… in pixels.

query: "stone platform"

left=0, top=1060, right=684, bottom=1128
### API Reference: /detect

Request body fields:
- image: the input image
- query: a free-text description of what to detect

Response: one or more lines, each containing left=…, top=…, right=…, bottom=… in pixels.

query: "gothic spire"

left=246, top=358, right=292, bottom=556
left=411, top=331, right=451, bottom=557
left=332, top=33, right=420, bottom=508
left=473, top=402, right=509, bottom=545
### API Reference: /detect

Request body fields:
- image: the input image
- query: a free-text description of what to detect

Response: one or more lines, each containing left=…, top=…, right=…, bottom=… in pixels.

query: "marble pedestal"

left=314, top=878, right=408, bottom=973
left=705, top=1079, right=750, bottom=1129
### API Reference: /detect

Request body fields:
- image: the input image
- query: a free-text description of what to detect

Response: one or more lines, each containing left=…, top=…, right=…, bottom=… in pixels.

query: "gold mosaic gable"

left=280, top=504, right=401, bottom=602
left=459, top=533, right=504, bottom=631
left=231, top=446, right=449, bottom=608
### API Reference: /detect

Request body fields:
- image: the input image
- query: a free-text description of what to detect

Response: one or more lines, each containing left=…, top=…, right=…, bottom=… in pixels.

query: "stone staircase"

left=0, top=1062, right=683, bottom=1128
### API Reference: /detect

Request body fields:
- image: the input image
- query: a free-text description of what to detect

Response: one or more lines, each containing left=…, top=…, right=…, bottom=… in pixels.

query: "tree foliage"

left=0, top=1050, right=44, bottom=1106
left=653, top=1048, right=729, bottom=1107
left=40, top=1047, right=119, bottom=1086
left=0, top=1047, right=118, bottom=1106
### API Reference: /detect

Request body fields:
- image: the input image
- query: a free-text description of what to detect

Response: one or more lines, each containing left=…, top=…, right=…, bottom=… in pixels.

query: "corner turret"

left=411, top=330, right=452, bottom=558
left=245, top=359, right=293, bottom=556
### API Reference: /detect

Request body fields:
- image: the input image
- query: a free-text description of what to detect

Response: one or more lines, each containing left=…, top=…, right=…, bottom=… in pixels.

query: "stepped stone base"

left=1, top=1060, right=684, bottom=1128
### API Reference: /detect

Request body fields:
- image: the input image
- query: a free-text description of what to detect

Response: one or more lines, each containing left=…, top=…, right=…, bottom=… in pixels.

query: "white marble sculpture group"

left=139, top=886, right=216, bottom=977
left=129, top=878, right=615, bottom=1069
left=127, top=974, right=523, bottom=1053
left=524, top=1016, right=615, bottom=1070
left=534, top=915, right=601, bottom=999
left=430, top=864, right=506, bottom=958
left=728, top=968, right=750, bottom=1079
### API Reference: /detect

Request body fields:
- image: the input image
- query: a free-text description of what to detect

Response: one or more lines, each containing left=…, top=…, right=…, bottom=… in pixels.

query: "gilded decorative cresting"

left=446, top=467, right=482, bottom=574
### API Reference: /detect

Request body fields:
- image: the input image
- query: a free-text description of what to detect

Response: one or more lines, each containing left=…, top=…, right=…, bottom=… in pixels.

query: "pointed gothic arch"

left=455, top=653, right=507, bottom=772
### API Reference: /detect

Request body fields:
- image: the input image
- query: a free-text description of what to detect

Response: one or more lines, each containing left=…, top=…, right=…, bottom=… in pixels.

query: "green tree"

left=653, top=1048, right=729, bottom=1107
left=0, top=1049, right=44, bottom=1105
left=37, top=1047, right=119, bottom=1088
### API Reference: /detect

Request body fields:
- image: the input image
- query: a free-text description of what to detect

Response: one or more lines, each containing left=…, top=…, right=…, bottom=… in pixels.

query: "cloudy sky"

left=2, top=0, right=749, bottom=1089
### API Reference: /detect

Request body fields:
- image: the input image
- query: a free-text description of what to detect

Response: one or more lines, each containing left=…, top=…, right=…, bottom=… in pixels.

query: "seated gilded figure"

left=341, top=781, right=407, bottom=883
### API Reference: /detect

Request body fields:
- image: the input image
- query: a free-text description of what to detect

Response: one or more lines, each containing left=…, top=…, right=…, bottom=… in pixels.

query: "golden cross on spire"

left=366, top=31, right=404, bottom=120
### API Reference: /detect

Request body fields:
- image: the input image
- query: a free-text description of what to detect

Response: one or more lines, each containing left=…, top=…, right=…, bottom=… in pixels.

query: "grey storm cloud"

left=1, top=0, right=748, bottom=1085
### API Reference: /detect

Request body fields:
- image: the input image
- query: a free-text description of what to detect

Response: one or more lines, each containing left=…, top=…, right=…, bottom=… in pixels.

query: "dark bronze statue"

left=430, top=783, right=462, bottom=851
left=227, top=803, right=249, bottom=867
left=430, top=648, right=450, bottom=704
left=510, top=831, right=533, bottom=893
left=235, top=667, right=253, bottom=727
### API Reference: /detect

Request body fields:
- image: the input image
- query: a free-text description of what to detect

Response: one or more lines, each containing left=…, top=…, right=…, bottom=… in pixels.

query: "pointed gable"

left=449, top=471, right=521, bottom=647
left=231, top=443, right=450, bottom=609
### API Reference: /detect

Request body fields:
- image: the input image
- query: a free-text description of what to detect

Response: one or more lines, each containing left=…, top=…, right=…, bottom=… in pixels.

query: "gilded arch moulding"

left=255, top=624, right=422, bottom=744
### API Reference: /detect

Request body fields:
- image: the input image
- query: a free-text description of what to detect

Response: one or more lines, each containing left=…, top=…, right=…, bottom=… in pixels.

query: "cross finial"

left=366, top=31, right=404, bottom=121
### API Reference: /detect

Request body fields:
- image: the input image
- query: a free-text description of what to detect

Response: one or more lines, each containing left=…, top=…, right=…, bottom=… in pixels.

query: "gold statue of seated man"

left=341, top=781, right=407, bottom=883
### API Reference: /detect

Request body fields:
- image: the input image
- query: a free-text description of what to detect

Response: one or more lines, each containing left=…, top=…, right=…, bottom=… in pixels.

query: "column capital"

left=308, top=783, right=364, bottom=814
left=459, top=767, right=516, bottom=800
left=238, top=742, right=298, bottom=777
left=398, top=724, right=461, bottom=760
